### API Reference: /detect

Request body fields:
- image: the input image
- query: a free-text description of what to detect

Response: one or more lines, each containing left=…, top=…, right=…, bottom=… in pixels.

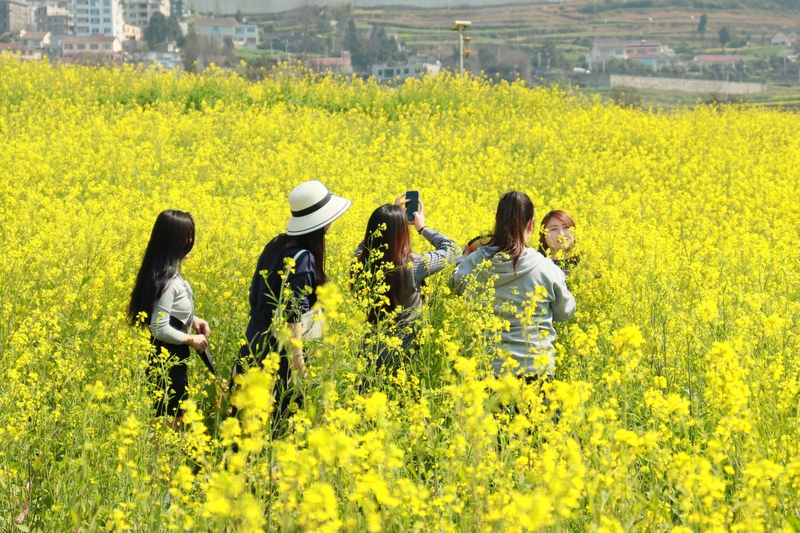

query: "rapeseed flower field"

left=1, top=55, right=800, bottom=532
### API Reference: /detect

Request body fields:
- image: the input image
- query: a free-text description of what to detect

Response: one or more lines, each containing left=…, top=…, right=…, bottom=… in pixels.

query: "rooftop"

left=592, top=39, right=662, bottom=49
left=693, top=54, right=747, bottom=62
left=63, top=34, right=119, bottom=44
left=308, top=57, right=345, bottom=66
left=193, top=17, right=237, bottom=27
left=20, top=32, right=51, bottom=40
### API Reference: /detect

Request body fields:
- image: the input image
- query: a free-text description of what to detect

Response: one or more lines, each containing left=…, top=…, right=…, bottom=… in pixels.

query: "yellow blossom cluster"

left=1, top=55, right=800, bottom=531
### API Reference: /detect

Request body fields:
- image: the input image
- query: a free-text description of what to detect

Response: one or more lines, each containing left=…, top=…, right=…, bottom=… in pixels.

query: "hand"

left=465, top=235, right=490, bottom=255
left=412, top=199, right=425, bottom=231
left=193, top=317, right=211, bottom=337
left=185, top=334, right=208, bottom=351
left=394, top=193, right=409, bottom=207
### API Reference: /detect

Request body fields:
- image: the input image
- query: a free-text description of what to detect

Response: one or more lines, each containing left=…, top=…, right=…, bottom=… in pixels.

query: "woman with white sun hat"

left=235, top=180, right=350, bottom=434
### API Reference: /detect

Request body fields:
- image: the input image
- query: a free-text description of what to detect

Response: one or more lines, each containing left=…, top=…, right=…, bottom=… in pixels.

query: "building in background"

left=122, top=21, right=138, bottom=39
left=37, top=5, right=73, bottom=33
left=586, top=39, right=678, bottom=71
left=135, top=49, right=181, bottom=68
left=61, top=32, right=123, bottom=62
left=305, top=51, right=352, bottom=74
left=18, top=28, right=49, bottom=47
left=771, top=31, right=798, bottom=46
left=191, top=16, right=258, bottom=48
left=121, top=0, right=167, bottom=30
left=372, top=54, right=440, bottom=82
left=690, top=54, right=747, bottom=68
left=0, top=41, right=44, bottom=57
left=0, top=0, right=29, bottom=34
left=69, top=0, right=124, bottom=41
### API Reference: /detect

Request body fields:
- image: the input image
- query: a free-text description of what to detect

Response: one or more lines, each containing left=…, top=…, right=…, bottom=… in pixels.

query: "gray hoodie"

left=450, top=246, right=576, bottom=376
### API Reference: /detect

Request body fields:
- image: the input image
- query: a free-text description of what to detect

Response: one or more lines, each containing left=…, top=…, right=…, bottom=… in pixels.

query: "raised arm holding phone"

left=354, top=191, right=461, bottom=372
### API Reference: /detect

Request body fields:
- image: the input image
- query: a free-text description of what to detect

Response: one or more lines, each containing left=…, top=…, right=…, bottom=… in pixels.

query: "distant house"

left=691, top=54, right=747, bottom=68
left=586, top=39, right=678, bottom=70
left=18, top=30, right=51, bottom=50
left=124, top=23, right=142, bottom=41
left=771, top=31, right=798, bottom=46
left=305, top=51, right=352, bottom=74
left=191, top=17, right=258, bottom=48
left=62, top=34, right=124, bottom=63
left=137, top=50, right=182, bottom=69
left=0, top=42, right=43, bottom=59
left=372, top=55, right=440, bottom=82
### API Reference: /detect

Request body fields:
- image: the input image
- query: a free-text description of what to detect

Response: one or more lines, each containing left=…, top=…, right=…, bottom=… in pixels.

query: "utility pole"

left=450, top=20, right=471, bottom=77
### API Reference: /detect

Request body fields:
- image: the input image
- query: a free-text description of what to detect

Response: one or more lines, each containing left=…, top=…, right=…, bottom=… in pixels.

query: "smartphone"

left=405, top=190, right=419, bottom=222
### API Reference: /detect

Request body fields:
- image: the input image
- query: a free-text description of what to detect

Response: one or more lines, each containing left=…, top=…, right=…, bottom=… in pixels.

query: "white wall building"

left=372, top=55, right=440, bottom=82
left=191, top=16, right=258, bottom=48
left=18, top=29, right=51, bottom=48
left=70, top=0, right=124, bottom=41
left=121, top=0, right=167, bottom=30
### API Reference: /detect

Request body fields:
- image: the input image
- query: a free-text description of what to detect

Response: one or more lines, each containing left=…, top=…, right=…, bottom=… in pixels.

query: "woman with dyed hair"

left=538, top=209, right=580, bottom=272
left=128, top=209, right=210, bottom=427
left=354, top=193, right=460, bottom=371
left=451, top=192, right=575, bottom=379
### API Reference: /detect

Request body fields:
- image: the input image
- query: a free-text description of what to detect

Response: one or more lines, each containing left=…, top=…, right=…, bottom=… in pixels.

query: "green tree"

left=719, top=26, right=731, bottom=47
left=697, top=14, right=708, bottom=41
left=343, top=18, right=372, bottom=71
left=145, top=12, right=182, bottom=50
left=234, top=9, right=243, bottom=23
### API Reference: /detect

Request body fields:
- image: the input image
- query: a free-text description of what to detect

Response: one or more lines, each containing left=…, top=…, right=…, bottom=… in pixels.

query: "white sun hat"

left=286, top=180, right=351, bottom=236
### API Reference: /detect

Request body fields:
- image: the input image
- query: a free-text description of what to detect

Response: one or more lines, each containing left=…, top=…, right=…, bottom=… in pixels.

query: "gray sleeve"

left=355, top=241, right=365, bottom=258
left=150, top=280, right=187, bottom=344
left=449, top=254, right=474, bottom=295
left=412, top=227, right=463, bottom=283
left=550, top=270, right=576, bottom=323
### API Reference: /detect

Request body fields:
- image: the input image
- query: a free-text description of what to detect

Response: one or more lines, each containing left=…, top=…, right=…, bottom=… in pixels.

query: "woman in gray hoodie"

left=451, top=192, right=576, bottom=378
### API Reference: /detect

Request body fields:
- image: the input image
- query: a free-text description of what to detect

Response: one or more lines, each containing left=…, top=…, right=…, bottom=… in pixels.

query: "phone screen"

left=405, top=190, right=419, bottom=222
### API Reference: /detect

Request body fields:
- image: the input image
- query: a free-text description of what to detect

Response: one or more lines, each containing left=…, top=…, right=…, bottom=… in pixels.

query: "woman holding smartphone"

left=354, top=192, right=461, bottom=371
left=128, top=209, right=210, bottom=428
left=451, top=192, right=575, bottom=379
left=235, top=180, right=351, bottom=433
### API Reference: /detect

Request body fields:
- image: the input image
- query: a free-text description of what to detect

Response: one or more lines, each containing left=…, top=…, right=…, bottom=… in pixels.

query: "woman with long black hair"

left=128, top=209, right=210, bottom=427
left=235, top=180, right=350, bottom=433
left=354, top=193, right=461, bottom=371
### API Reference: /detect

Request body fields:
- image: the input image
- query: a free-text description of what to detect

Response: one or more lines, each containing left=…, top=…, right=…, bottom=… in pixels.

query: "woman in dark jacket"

left=235, top=180, right=350, bottom=433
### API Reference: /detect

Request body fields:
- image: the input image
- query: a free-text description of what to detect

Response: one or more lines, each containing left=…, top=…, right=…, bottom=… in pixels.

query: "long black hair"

left=263, top=227, right=328, bottom=286
left=356, top=204, right=413, bottom=322
left=128, top=210, right=195, bottom=327
left=486, top=191, right=534, bottom=272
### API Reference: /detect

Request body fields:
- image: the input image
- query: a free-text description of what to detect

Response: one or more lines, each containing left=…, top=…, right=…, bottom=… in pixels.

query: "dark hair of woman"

left=261, top=226, right=328, bottom=286
left=486, top=191, right=534, bottom=272
left=356, top=204, right=413, bottom=323
left=537, top=209, right=576, bottom=255
left=128, top=209, right=195, bottom=327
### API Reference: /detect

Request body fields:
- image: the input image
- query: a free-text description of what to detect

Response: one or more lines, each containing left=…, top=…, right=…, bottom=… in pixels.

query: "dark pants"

left=357, top=328, right=416, bottom=393
left=148, top=339, right=190, bottom=418
left=232, top=331, right=302, bottom=439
